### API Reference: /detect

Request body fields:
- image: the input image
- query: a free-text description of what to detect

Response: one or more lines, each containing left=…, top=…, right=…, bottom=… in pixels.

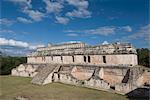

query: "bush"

left=137, top=48, right=150, bottom=68
left=0, top=56, right=27, bottom=75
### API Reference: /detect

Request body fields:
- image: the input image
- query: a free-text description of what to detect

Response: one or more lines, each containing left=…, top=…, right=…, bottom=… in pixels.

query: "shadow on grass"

left=126, top=87, right=150, bottom=100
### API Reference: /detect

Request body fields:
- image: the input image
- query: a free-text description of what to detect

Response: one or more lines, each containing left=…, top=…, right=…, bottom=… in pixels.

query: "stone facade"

left=27, top=42, right=138, bottom=66
left=11, top=42, right=150, bottom=97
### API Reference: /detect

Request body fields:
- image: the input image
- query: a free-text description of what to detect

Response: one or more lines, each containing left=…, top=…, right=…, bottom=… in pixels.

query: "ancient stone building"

left=11, top=42, right=150, bottom=97
left=27, top=42, right=137, bottom=66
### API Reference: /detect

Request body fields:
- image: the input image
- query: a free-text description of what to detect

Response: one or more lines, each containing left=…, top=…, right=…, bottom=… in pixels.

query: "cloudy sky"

left=0, top=0, right=149, bottom=56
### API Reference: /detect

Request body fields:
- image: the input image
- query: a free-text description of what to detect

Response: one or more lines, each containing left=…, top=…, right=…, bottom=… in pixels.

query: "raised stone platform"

left=11, top=63, right=150, bottom=96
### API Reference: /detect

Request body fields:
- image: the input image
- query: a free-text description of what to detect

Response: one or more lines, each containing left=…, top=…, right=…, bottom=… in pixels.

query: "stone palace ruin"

left=11, top=42, right=150, bottom=96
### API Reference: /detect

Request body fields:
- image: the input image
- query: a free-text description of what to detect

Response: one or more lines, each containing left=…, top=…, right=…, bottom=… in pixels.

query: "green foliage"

left=137, top=48, right=150, bottom=67
left=0, top=56, right=26, bottom=75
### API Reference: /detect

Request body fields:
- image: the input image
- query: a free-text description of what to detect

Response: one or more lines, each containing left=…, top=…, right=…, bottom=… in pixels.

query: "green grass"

left=0, top=75, right=129, bottom=100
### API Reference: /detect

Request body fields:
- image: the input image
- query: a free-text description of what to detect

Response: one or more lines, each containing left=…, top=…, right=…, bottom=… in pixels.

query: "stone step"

left=127, top=67, right=145, bottom=84
left=31, top=64, right=56, bottom=85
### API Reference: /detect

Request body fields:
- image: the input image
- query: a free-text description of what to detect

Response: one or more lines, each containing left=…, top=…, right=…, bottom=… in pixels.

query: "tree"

left=0, top=57, right=27, bottom=75
left=137, top=48, right=150, bottom=68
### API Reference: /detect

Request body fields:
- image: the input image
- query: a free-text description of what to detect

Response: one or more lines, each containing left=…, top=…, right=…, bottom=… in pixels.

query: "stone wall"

left=136, top=69, right=150, bottom=86
left=105, top=54, right=137, bottom=66
left=115, top=83, right=137, bottom=94
left=74, top=55, right=84, bottom=63
left=54, top=73, right=110, bottom=91
left=27, top=54, right=138, bottom=66
left=142, top=71, right=150, bottom=85
left=11, top=64, right=39, bottom=77
left=102, top=68, right=128, bottom=86
left=63, top=56, right=73, bottom=64
left=37, top=42, right=86, bottom=51
left=11, top=63, right=150, bottom=96
left=84, top=78, right=110, bottom=90
left=71, top=67, right=94, bottom=80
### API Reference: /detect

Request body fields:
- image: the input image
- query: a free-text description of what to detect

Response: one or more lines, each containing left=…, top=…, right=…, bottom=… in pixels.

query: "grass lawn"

left=0, top=75, right=129, bottom=100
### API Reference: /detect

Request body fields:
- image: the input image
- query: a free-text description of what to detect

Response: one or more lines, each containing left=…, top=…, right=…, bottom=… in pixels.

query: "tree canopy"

left=0, top=57, right=26, bottom=75
left=137, top=48, right=150, bottom=67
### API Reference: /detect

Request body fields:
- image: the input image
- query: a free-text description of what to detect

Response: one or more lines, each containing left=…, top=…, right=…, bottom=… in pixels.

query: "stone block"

left=30, top=72, right=38, bottom=77
left=17, top=64, right=25, bottom=72
left=26, top=65, right=35, bottom=72
left=11, top=69, right=19, bottom=76
left=19, top=71, right=29, bottom=77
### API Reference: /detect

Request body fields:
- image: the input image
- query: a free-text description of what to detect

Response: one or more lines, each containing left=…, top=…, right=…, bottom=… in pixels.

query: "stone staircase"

left=127, top=67, right=145, bottom=84
left=122, top=69, right=130, bottom=83
left=31, top=64, right=56, bottom=85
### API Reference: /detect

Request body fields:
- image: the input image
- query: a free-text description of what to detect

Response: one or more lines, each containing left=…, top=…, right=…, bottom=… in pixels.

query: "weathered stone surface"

left=26, top=65, right=35, bottom=72
left=99, top=68, right=104, bottom=79
left=17, top=64, right=25, bottom=71
left=85, top=78, right=110, bottom=90
left=30, top=72, right=38, bottom=77
left=11, top=69, right=19, bottom=76
left=19, top=71, right=29, bottom=77
left=27, top=54, right=138, bottom=66
left=115, top=83, right=137, bottom=94
left=31, top=64, right=56, bottom=85
left=71, top=67, right=94, bottom=80
left=11, top=63, right=150, bottom=96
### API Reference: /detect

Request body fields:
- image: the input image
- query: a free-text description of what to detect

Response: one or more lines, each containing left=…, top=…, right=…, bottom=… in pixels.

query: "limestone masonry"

left=12, top=42, right=150, bottom=97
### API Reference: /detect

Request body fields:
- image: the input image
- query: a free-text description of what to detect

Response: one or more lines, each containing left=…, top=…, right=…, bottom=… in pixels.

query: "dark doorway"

left=88, top=56, right=91, bottom=63
left=72, top=56, right=75, bottom=62
left=103, top=56, right=106, bottom=63
left=84, top=56, right=86, bottom=62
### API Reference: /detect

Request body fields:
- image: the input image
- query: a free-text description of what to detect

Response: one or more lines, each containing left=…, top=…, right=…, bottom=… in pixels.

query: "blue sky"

left=0, top=0, right=149, bottom=55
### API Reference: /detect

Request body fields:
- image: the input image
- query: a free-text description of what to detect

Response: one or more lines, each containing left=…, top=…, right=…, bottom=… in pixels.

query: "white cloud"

left=65, top=26, right=115, bottom=36
left=8, top=0, right=91, bottom=24
left=43, top=0, right=63, bottom=13
left=120, top=26, right=132, bottom=32
left=66, top=9, right=91, bottom=18
left=125, top=24, right=150, bottom=41
left=85, top=26, right=115, bottom=36
left=55, top=16, right=69, bottom=24
left=64, top=30, right=76, bottom=33
left=23, top=9, right=45, bottom=21
left=64, top=25, right=132, bottom=36
left=0, top=18, right=15, bottom=26
left=102, top=41, right=109, bottom=45
left=8, top=0, right=32, bottom=8
left=9, top=0, right=45, bottom=22
left=0, top=38, right=29, bottom=48
left=66, top=33, right=79, bottom=37
left=66, top=0, right=89, bottom=9
left=17, top=17, right=32, bottom=23
left=0, top=29, right=15, bottom=34
left=0, top=38, right=45, bottom=50
left=66, top=0, right=91, bottom=18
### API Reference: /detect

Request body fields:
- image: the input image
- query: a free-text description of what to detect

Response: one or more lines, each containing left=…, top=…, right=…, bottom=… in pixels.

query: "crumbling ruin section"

left=11, top=64, right=41, bottom=77
left=11, top=64, right=150, bottom=96
left=11, top=42, right=150, bottom=97
left=27, top=42, right=138, bottom=66
left=31, top=64, right=57, bottom=85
